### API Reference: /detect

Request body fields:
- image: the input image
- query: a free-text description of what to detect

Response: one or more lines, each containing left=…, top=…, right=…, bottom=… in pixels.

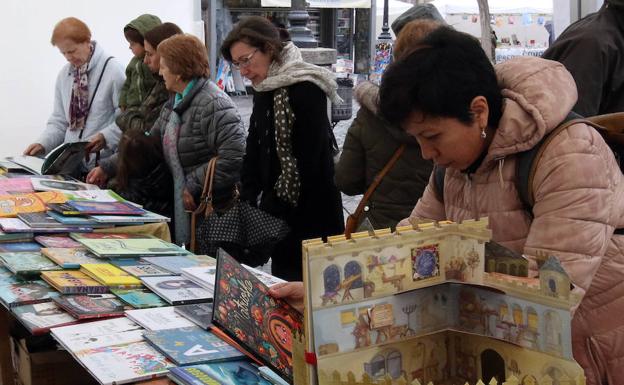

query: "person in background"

left=542, top=0, right=624, bottom=115
left=23, top=17, right=125, bottom=170
left=118, top=14, right=162, bottom=112
left=335, top=16, right=443, bottom=231
left=221, top=16, right=344, bottom=280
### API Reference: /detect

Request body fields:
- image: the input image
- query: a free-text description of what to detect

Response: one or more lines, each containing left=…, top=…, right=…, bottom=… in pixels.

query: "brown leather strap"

left=349, top=144, right=406, bottom=230
left=190, top=157, right=217, bottom=252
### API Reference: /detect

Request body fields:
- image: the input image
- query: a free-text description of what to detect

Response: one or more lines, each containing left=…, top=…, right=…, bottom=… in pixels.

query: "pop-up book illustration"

left=296, top=219, right=585, bottom=385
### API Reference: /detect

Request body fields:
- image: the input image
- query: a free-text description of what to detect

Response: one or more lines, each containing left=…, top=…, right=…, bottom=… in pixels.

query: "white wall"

left=0, top=0, right=203, bottom=158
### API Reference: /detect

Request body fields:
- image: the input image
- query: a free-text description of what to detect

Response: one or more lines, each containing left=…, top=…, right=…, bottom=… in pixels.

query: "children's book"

left=13, top=301, right=78, bottom=335
left=0, top=280, right=60, bottom=308
left=47, top=210, right=104, bottom=227
left=52, top=294, right=125, bottom=319
left=0, top=191, right=65, bottom=217
left=212, top=252, right=303, bottom=383
left=66, top=200, right=146, bottom=215
left=46, top=202, right=82, bottom=216
left=111, top=259, right=172, bottom=277
left=17, top=212, right=61, bottom=228
left=174, top=303, right=213, bottom=330
left=144, top=326, right=245, bottom=366
left=40, top=247, right=101, bottom=268
left=30, top=177, right=98, bottom=193
left=80, top=263, right=142, bottom=288
left=72, top=234, right=188, bottom=258
left=0, top=177, right=34, bottom=194
left=0, top=229, right=34, bottom=243
left=141, top=275, right=213, bottom=305
left=63, top=189, right=125, bottom=203
left=110, top=288, right=168, bottom=309
left=0, top=218, right=92, bottom=233
left=125, top=306, right=196, bottom=331
left=168, top=361, right=272, bottom=385
left=0, top=241, right=41, bottom=252
left=50, top=317, right=144, bottom=353
left=35, top=235, right=83, bottom=248
left=0, top=251, right=60, bottom=276
left=41, top=270, right=109, bottom=294
left=141, top=255, right=212, bottom=275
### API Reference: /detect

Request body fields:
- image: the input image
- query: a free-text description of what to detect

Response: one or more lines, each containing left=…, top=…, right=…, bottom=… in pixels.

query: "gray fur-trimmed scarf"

left=252, top=42, right=340, bottom=206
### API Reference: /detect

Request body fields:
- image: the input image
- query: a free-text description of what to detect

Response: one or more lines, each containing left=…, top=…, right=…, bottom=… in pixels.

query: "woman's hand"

left=23, top=143, right=44, bottom=156
left=269, top=282, right=304, bottom=313
left=85, top=133, right=106, bottom=153
left=183, top=188, right=197, bottom=211
left=86, top=167, right=108, bottom=187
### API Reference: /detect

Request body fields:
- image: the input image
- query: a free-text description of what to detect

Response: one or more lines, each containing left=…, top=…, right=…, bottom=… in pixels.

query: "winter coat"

left=115, top=76, right=169, bottom=135
left=241, top=81, right=345, bottom=281
left=151, top=78, right=246, bottom=201
left=403, top=57, right=624, bottom=385
left=38, top=41, right=125, bottom=166
left=335, top=81, right=432, bottom=230
left=118, top=14, right=161, bottom=109
left=542, top=2, right=624, bottom=116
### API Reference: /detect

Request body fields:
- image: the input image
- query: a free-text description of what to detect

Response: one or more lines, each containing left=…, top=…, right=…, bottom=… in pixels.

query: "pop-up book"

left=296, top=219, right=586, bottom=385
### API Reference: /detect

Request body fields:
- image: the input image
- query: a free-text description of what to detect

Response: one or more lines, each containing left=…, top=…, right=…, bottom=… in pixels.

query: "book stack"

left=12, top=301, right=78, bottom=335
left=72, top=233, right=188, bottom=259
left=80, top=263, right=142, bottom=289
left=41, top=270, right=109, bottom=294
left=52, top=294, right=125, bottom=319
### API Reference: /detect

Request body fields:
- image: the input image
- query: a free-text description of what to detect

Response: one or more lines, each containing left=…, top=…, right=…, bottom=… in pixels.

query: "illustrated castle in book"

left=296, top=219, right=586, bottom=385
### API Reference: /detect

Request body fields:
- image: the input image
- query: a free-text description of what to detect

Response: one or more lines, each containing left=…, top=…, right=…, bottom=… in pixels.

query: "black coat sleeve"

left=240, top=112, right=261, bottom=206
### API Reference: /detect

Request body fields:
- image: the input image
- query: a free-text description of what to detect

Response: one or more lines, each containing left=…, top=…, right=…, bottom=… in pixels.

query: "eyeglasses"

left=231, top=49, right=258, bottom=69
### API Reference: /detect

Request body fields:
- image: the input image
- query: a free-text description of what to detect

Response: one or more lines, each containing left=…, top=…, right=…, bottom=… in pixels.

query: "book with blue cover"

left=0, top=241, right=42, bottom=252
left=0, top=280, right=60, bottom=308
left=66, top=200, right=146, bottom=215
left=169, top=361, right=271, bottom=385
left=143, top=326, right=244, bottom=366
left=110, top=288, right=168, bottom=309
left=0, top=251, right=61, bottom=276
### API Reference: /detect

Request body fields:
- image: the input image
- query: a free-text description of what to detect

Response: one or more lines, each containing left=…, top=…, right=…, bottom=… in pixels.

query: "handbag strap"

left=199, top=157, right=218, bottom=217
left=79, top=56, right=114, bottom=140
left=351, top=144, right=406, bottom=221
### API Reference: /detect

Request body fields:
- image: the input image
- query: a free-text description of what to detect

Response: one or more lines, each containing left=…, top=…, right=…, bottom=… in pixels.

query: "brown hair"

left=144, top=22, right=183, bottom=49
left=393, top=19, right=443, bottom=61
left=157, top=34, right=209, bottom=81
left=50, top=17, right=91, bottom=46
left=116, top=131, right=164, bottom=190
left=124, top=27, right=144, bottom=45
left=220, top=16, right=283, bottom=63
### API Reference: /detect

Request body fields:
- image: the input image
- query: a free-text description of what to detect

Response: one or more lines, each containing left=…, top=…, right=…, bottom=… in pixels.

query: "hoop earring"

left=481, top=128, right=487, bottom=139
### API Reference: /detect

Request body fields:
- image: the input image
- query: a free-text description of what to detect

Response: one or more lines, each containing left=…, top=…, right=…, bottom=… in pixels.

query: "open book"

left=8, top=141, right=88, bottom=175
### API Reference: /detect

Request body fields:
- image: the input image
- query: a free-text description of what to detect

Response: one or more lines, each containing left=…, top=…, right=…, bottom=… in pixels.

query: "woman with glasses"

left=221, top=16, right=344, bottom=280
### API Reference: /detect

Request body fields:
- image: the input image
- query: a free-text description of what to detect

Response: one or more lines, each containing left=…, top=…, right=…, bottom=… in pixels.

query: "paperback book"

left=174, top=303, right=213, bottom=330
left=141, top=255, right=213, bottom=275
left=0, top=251, right=60, bottom=276
left=212, top=252, right=303, bottom=383
left=53, top=294, right=126, bottom=319
left=66, top=200, right=145, bottom=215
left=13, top=301, right=78, bottom=335
left=0, top=191, right=65, bottom=217
left=46, top=202, right=82, bottom=216
left=30, top=177, right=98, bottom=193
left=0, top=241, right=42, bottom=252
left=63, top=189, right=125, bottom=203
left=110, top=288, right=168, bottom=309
left=50, top=317, right=144, bottom=353
left=40, top=247, right=101, bottom=268
left=17, top=212, right=61, bottom=228
left=112, top=259, right=172, bottom=277
left=141, top=275, right=213, bottom=305
left=0, top=218, right=92, bottom=233
left=80, top=263, right=143, bottom=288
left=0, top=229, right=34, bottom=243
left=143, top=326, right=244, bottom=366
left=72, top=234, right=188, bottom=258
left=47, top=210, right=104, bottom=227
left=0, top=177, right=34, bottom=194
left=125, top=306, right=196, bottom=331
left=0, top=280, right=60, bottom=308
left=35, top=235, right=84, bottom=248
left=41, top=270, right=109, bottom=294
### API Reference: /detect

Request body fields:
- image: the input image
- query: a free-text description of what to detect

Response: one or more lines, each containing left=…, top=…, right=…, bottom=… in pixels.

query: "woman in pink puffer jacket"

left=379, top=27, right=624, bottom=385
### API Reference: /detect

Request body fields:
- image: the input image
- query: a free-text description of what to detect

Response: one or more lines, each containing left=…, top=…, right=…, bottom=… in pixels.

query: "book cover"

left=70, top=232, right=151, bottom=240
left=0, top=280, right=60, bottom=308
left=0, top=177, right=34, bottom=194
left=74, top=341, right=174, bottom=385
left=50, top=317, right=143, bottom=353
left=0, top=241, right=42, bottom=252
left=46, top=202, right=82, bottom=216
left=63, top=189, right=125, bottom=203
left=141, top=256, right=209, bottom=275
left=13, top=301, right=78, bottom=335
left=112, top=260, right=172, bottom=277
left=40, top=247, right=100, bottom=268
left=212, top=252, right=303, bottom=383
left=174, top=303, right=214, bottom=330
left=17, top=212, right=61, bottom=228
left=0, top=251, right=60, bottom=276
left=169, top=361, right=272, bottom=385
left=35, top=235, right=83, bottom=248
left=0, top=218, right=92, bottom=233
left=0, top=229, right=34, bottom=243
left=5, top=155, right=45, bottom=175
left=47, top=210, right=103, bottom=227
left=0, top=191, right=65, bottom=217
left=0, top=265, right=20, bottom=286
left=90, top=210, right=170, bottom=224
left=80, top=263, right=143, bottom=288
left=41, top=141, right=89, bottom=175
left=110, top=288, right=168, bottom=309
left=30, top=177, right=98, bottom=193
left=74, top=237, right=188, bottom=258
left=125, top=306, right=196, bottom=331
left=144, top=326, right=244, bottom=366
left=141, top=276, right=212, bottom=305
left=53, top=294, right=125, bottom=319
left=66, top=200, right=145, bottom=215
left=41, top=270, right=109, bottom=294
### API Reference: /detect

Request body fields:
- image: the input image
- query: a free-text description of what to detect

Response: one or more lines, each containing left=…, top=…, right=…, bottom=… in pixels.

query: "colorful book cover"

left=47, top=210, right=103, bottom=226
left=141, top=276, right=212, bottom=305
left=0, top=229, right=34, bottom=242
left=73, top=236, right=188, bottom=258
left=50, top=317, right=144, bottom=353
left=0, top=191, right=65, bottom=217
left=41, top=270, right=109, bottom=294
left=74, top=341, right=174, bottom=385
left=0, top=218, right=92, bottom=233
left=46, top=202, right=82, bottom=216
left=144, top=326, right=245, bottom=366
left=110, top=288, right=168, bottom=309
left=169, top=361, right=271, bottom=385
left=174, top=303, right=214, bottom=330
left=30, top=177, right=98, bottom=193
left=212, top=252, right=304, bottom=383
left=40, top=247, right=100, bottom=268
left=0, top=177, right=34, bottom=194
left=141, top=256, right=207, bottom=275
left=66, top=200, right=145, bottom=215
left=0, top=251, right=60, bottom=276
left=13, top=301, right=78, bottom=335
left=80, top=263, right=142, bottom=288
left=125, top=306, right=196, bottom=331
left=0, top=241, right=41, bottom=252
left=52, top=294, right=125, bottom=319
left=17, top=212, right=61, bottom=228
left=35, top=235, right=83, bottom=248
left=0, top=280, right=59, bottom=308
left=0, top=265, right=20, bottom=285
left=63, top=189, right=125, bottom=203
left=112, top=260, right=172, bottom=277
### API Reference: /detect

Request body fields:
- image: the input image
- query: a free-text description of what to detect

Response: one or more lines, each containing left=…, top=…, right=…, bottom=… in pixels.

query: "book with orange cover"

left=0, top=191, right=66, bottom=217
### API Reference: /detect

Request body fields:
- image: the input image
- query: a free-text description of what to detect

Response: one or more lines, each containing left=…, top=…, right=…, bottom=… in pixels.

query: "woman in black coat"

left=221, top=17, right=344, bottom=281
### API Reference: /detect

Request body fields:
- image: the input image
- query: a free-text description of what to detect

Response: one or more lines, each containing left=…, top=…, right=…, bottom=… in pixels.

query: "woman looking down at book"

left=221, top=17, right=344, bottom=281
left=23, top=17, right=125, bottom=171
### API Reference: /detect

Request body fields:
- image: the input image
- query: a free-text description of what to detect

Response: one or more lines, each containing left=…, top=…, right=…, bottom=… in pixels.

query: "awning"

left=261, top=0, right=371, bottom=8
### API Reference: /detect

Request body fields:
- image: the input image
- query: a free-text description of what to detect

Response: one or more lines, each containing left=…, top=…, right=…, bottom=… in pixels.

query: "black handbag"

left=190, top=157, right=290, bottom=266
